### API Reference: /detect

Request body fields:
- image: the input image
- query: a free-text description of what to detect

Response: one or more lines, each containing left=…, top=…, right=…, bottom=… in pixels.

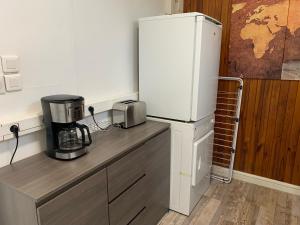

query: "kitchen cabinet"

left=0, top=121, right=170, bottom=225
left=107, top=144, right=146, bottom=201
left=109, top=177, right=146, bottom=225
left=37, top=169, right=109, bottom=225
left=107, top=129, right=171, bottom=225
left=143, top=130, right=171, bottom=225
left=129, top=208, right=147, bottom=225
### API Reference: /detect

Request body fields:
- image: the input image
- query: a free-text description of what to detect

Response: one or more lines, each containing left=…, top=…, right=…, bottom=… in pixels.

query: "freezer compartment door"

left=191, top=16, right=222, bottom=121
left=139, top=16, right=196, bottom=122
left=191, top=130, right=214, bottom=187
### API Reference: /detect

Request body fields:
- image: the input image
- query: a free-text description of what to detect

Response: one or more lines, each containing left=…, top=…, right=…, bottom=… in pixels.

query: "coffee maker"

left=41, top=95, right=92, bottom=160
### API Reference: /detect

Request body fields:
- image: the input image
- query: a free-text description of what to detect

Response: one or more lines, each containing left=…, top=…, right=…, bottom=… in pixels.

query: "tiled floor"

left=159, top=180, right=300, bottom=225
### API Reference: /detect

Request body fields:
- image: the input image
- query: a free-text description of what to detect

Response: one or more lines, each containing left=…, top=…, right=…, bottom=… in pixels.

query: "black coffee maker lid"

left=41, top=95, right=84, bottom=103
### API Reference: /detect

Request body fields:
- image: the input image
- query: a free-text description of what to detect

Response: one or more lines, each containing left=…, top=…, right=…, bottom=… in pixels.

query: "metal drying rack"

left=211, top=76, right=243, bottom=183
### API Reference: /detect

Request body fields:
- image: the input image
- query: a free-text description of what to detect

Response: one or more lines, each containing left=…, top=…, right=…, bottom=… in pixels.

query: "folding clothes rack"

left=211, top=76, right=243, bottom=183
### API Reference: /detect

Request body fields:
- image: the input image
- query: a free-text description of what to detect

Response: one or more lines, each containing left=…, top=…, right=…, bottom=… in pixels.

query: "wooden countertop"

left=0, top=121, right=169, bottom=206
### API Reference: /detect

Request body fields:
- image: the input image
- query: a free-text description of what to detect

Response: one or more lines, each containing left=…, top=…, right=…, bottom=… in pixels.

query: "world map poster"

left=228, top=0, right=300, bottom=80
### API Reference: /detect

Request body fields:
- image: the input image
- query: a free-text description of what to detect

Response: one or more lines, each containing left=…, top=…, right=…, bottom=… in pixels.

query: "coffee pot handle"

left=76, top=124, right=93, bottom=147
left=82, top=124, right=92, bottom=146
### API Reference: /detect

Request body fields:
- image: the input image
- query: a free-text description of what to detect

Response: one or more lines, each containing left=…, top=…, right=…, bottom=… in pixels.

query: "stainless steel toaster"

left=112, top=100, right=146, bottom=128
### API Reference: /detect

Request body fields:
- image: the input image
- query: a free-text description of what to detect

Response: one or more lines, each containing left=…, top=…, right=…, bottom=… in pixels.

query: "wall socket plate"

left=0, top=123, right=20, bottom=141
left=1, top=56, right=20, bottom=74
left=0, top=76, right=5, bottom=94
left=4, top=74, right=22, bottom=92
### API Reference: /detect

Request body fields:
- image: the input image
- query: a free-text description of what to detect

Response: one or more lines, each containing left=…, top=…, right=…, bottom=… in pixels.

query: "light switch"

left=0, top=76, right=5, bottom=94
left=1, top=56, right=20, bottom=73
left=4, top=74, right=22, bottom=92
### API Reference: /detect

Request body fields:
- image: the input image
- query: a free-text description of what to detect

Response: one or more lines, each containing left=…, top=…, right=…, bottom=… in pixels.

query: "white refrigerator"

left=139, top=13, right=222, bottom=215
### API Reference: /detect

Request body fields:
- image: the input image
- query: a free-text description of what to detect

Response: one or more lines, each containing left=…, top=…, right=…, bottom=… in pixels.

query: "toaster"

left=112, top=100, right=146, bottom=128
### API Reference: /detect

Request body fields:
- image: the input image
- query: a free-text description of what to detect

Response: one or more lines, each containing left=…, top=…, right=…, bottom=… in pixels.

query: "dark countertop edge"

left=8, top=122, right=170, bottom=206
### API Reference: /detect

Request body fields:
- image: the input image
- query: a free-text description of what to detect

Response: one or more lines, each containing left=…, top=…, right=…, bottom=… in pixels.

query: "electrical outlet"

left=0, top=115, right=44, bottom=143
left=4, top=74, right=22, bottom=92
left=1, top=123, right=20, bottom=141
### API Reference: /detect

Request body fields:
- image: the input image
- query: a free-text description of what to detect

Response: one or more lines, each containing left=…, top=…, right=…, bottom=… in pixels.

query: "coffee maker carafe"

left=41, top=95, right=92, bottom=160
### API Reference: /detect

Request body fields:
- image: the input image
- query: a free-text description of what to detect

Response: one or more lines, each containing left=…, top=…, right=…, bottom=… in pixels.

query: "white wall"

left=0, top=0, right=171, bottom=168
left=172, top=0, right=184, bottom=14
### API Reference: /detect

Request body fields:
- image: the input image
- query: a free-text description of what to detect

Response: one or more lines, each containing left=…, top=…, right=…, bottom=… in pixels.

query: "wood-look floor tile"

left=207, top=188, right=234, bottom=224
left=290, top=195, right=300, bottom=217
left=193, top=198, right=221, bottom=225
left=182, top=196, right=210, bottom=225
left=221, top=181, right=250, bottom=223
left=159, top=211, right=185, bottom=225
left=255, top=206, right=276, bottom=225
left=255, top=190, right=277, bottom=225
left=158, top=180, right=300, bottom=225
left=236, top=201, right=259, bottom=225
left=289, top=216, right=299, bottom=225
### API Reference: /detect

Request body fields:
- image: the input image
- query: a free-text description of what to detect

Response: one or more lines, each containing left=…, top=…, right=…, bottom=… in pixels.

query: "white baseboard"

left=212, top=165, right=300, bottom=196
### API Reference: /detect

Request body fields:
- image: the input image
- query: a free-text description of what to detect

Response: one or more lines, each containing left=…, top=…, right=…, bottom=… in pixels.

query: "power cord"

left=88, top=106, right=112, bottom=131
left=9, top=125, right=19, bottom=165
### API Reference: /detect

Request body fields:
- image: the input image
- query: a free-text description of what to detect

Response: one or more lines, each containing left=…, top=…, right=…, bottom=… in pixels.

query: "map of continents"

left=229, top=0, right=300, bottom=80
left=282, top=0, right=300, bottom=80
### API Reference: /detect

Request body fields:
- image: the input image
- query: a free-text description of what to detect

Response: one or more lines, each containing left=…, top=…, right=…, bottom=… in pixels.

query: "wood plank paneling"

left=184, top=0, right=300, bottom=185
left=235, top=80, right=300, bottom=185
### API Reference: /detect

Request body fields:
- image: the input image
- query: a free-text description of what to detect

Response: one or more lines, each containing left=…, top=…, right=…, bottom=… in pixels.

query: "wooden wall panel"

left=184, top=0, right=300, bottom=185
left=235, top=80, right=300, bottom=185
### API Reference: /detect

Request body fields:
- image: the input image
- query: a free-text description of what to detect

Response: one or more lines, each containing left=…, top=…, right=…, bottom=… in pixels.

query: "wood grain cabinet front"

left=144, top=129, right=171, bottom=225
left=128, top=207, right=146, bottom=225
left=108, top=129, right=171, bottom=225
left=37, top=169, right=109, bottom=225
left=109, top=177, right=146, bottom=225
left=122, top=129, right=171, bottom=225
left=107, top=144, right=146, bottom=201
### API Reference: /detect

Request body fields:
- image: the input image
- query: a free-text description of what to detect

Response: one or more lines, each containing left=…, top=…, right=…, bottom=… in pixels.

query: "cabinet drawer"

left=37, top=169, right=109, bottom=225
left=128, top=207, right=146, bottom=225
left=109, top=177, right=146, bottom=225
left=107, top=145, right=146, bottom=201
